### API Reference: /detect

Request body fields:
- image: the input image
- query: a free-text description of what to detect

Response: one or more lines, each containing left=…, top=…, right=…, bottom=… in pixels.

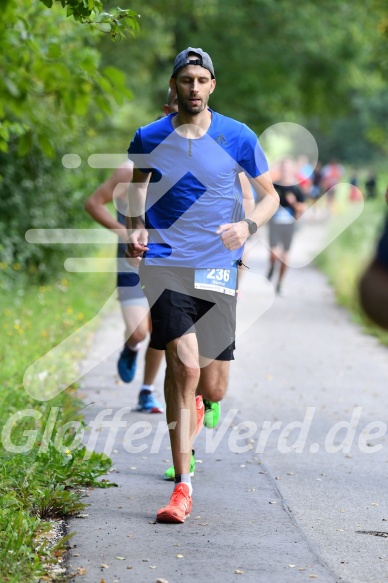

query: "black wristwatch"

left=242, top=218, right=258, bottom=235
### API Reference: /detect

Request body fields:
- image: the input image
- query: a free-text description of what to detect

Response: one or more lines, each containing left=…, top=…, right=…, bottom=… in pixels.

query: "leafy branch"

left=38, top=0, right=140, bottom=40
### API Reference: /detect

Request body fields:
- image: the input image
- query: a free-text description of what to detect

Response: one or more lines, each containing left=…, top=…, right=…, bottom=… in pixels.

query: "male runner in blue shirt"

left=127, top=48, right=279, bottom=523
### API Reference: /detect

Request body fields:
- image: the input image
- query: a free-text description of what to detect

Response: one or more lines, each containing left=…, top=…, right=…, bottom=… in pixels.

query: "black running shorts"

left=139, top=264, right=237, bottom=360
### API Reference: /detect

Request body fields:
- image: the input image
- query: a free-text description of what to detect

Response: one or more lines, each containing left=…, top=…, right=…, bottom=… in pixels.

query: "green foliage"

left=0, top=1, right=132, bottom=155
left=120, top=0, right=367, bottom=122
left=98, top=0, right=388, bottom=159
left=316, top=191, right=388, bottom=346
left=0, top=267, right=115, bottom=581
left=0, top=442, right=113, bottom=580
left=0, top=142, right=111, bottom=285
left=0, top=259, right=115, bottom=395
left=369, top=0, right=388, bottom=77
left=311, top=87, right=388, bottom=164
left=38, top=0, right=140, bottom=39
left=0, top=145, right=85, bottom=284
left=0, top=0, right=133, bottom=282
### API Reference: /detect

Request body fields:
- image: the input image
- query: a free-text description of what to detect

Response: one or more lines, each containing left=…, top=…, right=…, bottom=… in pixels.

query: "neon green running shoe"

left=203, top=400, right=221, bottom=428
left=164, top=450, right=196, bottom=481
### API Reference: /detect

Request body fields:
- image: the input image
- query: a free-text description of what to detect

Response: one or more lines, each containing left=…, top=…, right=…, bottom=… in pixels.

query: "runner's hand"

left=216, top=221, right=249, bottom=250
left=125, top=228, right=149, bottom=266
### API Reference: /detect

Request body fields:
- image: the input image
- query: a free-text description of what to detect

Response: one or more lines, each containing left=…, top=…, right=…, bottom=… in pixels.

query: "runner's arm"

left=248, top=171, right=280, bottom=225
left=217, top=171, right=279, bottom=250
left=239, top=172, right=255, bottom=216
left=126, top=167, right=151, bottom=260
left=85, top=164, right=133, bottom=242
left=287, top=188, right=306, bottom=219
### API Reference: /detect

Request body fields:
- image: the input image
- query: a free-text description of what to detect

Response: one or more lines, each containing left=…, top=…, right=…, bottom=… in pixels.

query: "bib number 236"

left=194, top=268, right=237, bottom=296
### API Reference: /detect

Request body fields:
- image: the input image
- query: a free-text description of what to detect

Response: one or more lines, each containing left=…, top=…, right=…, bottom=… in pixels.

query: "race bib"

left=194, top=268, right=237, bottom=296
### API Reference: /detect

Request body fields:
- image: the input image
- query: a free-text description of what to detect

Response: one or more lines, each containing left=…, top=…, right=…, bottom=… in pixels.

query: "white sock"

left=127, top=341, right=142, bottom=352
left=175, top=474, right=192, bottom=495
left=140, top=384, right=154, bottom=393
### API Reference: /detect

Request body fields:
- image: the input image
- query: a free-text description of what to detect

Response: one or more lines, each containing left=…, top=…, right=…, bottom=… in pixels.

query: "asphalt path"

left=67, top=217, right=388, bottom=583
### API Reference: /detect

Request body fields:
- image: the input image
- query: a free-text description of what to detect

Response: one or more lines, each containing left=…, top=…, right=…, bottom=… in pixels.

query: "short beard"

left=176, top=88, right=208, bottom=116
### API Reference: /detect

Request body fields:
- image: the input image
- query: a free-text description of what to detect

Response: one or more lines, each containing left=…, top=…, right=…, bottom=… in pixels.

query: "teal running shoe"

left=164, top=450, right=196, bottom=481
left=203, top=400, right=221, bottom=428
left=117, top=345, right=138, bottom=383
left=136, top=389, right=164, bottom=413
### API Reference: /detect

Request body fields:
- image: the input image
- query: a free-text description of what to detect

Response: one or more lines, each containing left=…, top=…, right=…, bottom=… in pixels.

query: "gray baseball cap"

left=171, top=47, right=215, bottom=79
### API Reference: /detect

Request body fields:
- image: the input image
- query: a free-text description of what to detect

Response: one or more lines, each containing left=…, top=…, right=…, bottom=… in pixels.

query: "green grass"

left=316, top=193, right=388, bottom=346
left=0, top=266, right=117, bottom=582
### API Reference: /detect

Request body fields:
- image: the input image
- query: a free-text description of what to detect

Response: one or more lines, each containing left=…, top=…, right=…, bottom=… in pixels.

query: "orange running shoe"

left=195, top=395, right=204, bottom=436
left=156, top=483, right=192, bottom=523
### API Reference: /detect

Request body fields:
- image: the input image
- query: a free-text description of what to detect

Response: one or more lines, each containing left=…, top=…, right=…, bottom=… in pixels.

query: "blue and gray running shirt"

left=127, top=110, right=268, bottom=268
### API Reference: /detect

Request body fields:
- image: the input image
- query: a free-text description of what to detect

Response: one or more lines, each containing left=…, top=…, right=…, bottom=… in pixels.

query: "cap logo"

left=185, top=58, right=203, bottom=66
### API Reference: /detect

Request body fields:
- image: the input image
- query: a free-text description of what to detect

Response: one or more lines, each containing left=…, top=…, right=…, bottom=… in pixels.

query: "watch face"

left=247, top=220, right=257, bottom=234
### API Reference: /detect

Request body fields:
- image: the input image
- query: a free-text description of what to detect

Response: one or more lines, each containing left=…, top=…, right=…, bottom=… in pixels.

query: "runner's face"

left=173, top=64, right=215, bottom=115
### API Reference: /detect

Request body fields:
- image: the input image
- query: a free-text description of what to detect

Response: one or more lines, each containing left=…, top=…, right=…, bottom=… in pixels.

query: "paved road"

left=67, top=219, right=388, bottom=583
